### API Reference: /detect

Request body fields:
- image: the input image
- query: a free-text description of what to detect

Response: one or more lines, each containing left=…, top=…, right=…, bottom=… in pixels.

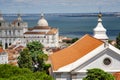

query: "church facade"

left=50, top=13, right=120, bottom=80
left=24, top=13, right=59, bottom=48
left=0, top=13, right=59, bottom=49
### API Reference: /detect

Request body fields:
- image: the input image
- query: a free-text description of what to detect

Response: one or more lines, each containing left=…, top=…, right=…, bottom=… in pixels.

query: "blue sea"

left=3, top=13, right=120, bottom=40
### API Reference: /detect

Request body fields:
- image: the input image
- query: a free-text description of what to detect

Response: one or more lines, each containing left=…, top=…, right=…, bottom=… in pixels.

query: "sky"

left=0, top=0, right=120, bottom=13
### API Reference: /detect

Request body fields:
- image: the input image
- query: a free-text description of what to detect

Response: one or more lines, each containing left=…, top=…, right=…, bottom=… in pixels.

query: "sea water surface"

left=3, top=13, right=120, bottom=40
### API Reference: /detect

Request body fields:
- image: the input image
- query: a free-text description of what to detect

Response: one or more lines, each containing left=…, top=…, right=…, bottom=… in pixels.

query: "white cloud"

left=13, top=0, right=33, bottom=3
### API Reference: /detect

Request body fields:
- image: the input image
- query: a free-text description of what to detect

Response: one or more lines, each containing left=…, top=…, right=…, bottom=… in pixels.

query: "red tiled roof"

left=28, top=28, right=33, bottom=31
left=50, top=34, right=104, bottom=71
left=0, top=47, right=4, bottom=53
left=24, top=32, right=46, bottom=34
left=47, top=28, right=58, bottom=35
left=33, top=26, right=51, bottom=29
left=24, top=28, right=58, bottom=35
left=14, top=45, right=24, bottom=52
left=113, top=72, right=120, bottom=80
left=9, top=61, right=18, bottom=66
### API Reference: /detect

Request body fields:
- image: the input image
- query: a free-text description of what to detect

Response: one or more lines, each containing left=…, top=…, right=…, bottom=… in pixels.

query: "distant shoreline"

left=2, top=12, right=120, bottom=17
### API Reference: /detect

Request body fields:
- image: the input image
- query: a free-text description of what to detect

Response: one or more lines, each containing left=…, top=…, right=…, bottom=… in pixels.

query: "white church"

left=0, top=12, right=59, bottom=49
left=50, top=13, right=120, bottom=80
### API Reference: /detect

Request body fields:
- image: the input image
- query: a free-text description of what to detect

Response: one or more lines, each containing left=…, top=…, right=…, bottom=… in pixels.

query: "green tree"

left=83, top=68, right=115, bottom=80
left=27, top=41, right=44, bottom=52
left=64, top=37, right=79, bottom=44
left=0, top=64, right=53, bottom=80
left=26, top=41, right=51, bottom=72
left=18, top=41, right=51, bottom=73
left=18, top=48, right=33, bottom=70
left=71, top=37, right=79, bottom=43
left=116, top=33, right=120, bottom=49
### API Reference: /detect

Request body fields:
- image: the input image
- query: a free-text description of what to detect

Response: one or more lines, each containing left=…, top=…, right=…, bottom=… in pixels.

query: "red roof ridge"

left=50, top=34, right=104, bottom=71
left=68, top=34, right=103, bottom=49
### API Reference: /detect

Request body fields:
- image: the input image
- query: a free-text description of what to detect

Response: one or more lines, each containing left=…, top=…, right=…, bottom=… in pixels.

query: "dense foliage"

left=116, top=33, right=120, bottom=49
left=0, top=42, right=2, bottom=47
left=18, top=48, right=33, bottom=70
left=0, top=64, right=53, bottom=80
left=64, top=37, right=79, bottom=43
left=27, top=41, right=44, bottom=52
left=83, top=68, right=115, bottom=80
left=18, top=41, right=51, bottom=72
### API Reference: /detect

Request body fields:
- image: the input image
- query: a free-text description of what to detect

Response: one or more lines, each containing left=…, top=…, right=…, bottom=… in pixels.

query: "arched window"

left=9, top=30, right=11, bottom=35
left=5, top=43, right=8, bottom=49
left=18, top=22, right=20, bottom=26
left=9, top=43, right=11, bottom=46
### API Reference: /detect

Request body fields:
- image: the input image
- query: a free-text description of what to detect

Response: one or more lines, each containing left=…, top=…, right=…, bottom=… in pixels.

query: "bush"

left=83, top=68, right=115, bottom=80
left=0, top=64, right=53, bottom=80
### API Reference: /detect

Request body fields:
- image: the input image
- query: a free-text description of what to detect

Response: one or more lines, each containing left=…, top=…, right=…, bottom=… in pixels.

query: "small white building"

left=50, top=13, right=120, bottom=80
left=0, top=47, right=8, bottom=64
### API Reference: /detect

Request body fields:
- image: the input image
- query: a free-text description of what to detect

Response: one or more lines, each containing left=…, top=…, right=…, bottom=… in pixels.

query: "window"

left=9, top=30, right=11, bottom=35
left=56, top=73, right=61, bottom=79
left=5, top=30, right=7, bottom=35
left=18, top=22, right=20, bottom=26
left=13, top=30, right=15, bottom=35
left=72, top=74, right=77, bottom=79
left=18, top=30, right=20, bottom=33
left=0, top=23, right=1, bottom=26
left=103, top=58, right=111, bottom=65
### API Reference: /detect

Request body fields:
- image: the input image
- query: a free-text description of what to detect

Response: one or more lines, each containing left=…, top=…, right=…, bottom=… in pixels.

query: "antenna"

left=0, top=10, right=2, bottom=17
left=41, top=12, right=44, bottom=18
left=0, top=10, right=4, bottom=21
left=98, top=6, right=102, bottom=13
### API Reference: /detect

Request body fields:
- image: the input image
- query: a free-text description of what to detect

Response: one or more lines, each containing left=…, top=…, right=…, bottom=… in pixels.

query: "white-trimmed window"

left=56, top=73, right=61, bottom=80
left=0, top=23, right=1, bottom=26
left=72, top=74, right=77, bottom=80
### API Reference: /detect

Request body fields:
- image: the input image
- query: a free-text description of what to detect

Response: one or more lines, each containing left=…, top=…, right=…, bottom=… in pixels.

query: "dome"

left=38, top=18, right=48, bottom=26
left=37, top=13, right=48, bottom=26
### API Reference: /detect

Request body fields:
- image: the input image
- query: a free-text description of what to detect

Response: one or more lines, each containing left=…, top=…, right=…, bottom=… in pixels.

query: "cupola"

left=17, top=13, right=22, bottom=21
left=37, top=13, right=48, bottom=26
left=0, top=11, right=4, bottom=21
left=93, top=13, right=108, bottom=40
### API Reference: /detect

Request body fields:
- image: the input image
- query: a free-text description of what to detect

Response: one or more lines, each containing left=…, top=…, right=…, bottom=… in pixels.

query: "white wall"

left=74, top=48, right=120, bottom=73
left=0, top=52, right=8, bottom=64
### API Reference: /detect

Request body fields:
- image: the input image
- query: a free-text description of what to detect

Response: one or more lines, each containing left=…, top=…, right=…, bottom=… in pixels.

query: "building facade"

left=0, top=12, right=59, bottom=49
left=24, top=13, right=59, bottom=48
left=50, top=13, right=120, bottom=80
left=0, top=13, right=28, bottom=49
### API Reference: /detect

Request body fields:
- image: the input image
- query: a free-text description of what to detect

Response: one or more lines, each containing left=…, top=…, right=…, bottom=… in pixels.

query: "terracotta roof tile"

left=113, top=72, right=120, bottom=80
left=50, top=34, right=104, bottom=71
left=28, top=28, right=33, bottom=31
left=14, top=46, right=24, bottom=52
left=9, top=61, right=18, bottom=66
left=33, top=26, right=51, bottom=29
left=24, top=31, right=46, bottom=34
left=47, top=28, right=58, bottom=35
left=0, top=47, right=4, bottom=53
